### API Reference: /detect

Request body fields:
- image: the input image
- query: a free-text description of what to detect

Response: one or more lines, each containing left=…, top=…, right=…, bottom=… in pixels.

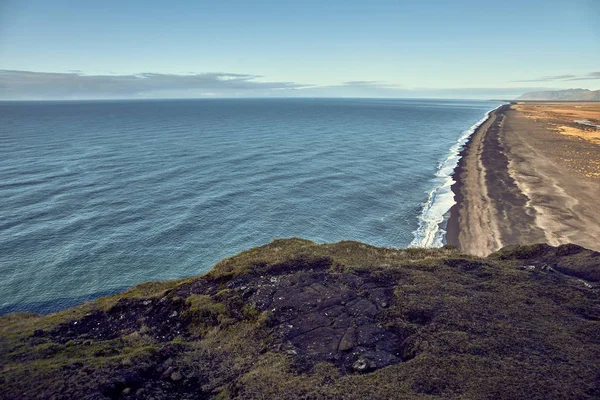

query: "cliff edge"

left=1, top=239, right=599, bottom=399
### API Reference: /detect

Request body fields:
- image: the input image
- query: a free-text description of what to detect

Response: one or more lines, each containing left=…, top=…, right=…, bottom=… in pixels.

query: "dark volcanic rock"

left=244, top=270, right=404, bottom=371
left=41, top=260, right=408, bottom=373
left=47, top=296, right=189, bottom=343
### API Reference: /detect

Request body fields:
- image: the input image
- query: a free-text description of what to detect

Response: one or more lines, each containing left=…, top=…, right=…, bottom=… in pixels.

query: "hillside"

left=516, top=88, right=600, bottom=101
left=1, top=239, right=599, bottom=399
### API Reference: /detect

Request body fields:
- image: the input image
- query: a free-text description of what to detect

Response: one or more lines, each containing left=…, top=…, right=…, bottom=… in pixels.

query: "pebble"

left=170, top=371, right=183, bottom=382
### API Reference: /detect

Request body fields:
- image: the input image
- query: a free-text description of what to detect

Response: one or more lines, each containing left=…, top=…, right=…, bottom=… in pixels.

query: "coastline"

left=447, top=102, right=600, bottom=256
left=446, top=105, right=514, bottom=256
left=411, top=105, right=502, bottom=248
left=445, top=105, right=506, bottom=252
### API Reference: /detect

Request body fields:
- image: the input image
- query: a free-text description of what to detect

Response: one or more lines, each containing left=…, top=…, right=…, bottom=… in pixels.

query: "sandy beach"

left=447, top=102, right=600, bottom=256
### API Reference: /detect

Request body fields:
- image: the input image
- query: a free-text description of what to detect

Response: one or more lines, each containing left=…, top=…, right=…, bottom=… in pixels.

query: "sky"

left=0, top=0, right=599, bottom=99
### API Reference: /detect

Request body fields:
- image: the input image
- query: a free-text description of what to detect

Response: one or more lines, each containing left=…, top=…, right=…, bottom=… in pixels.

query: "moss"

left=241, top=304, right=260, bottom=320
left=214, top=388, right=231, bottom=400
left=186, top=294, right=227, bottom=315
left=256, top=311, right=274, bottom=327
left=204, top=238, right=463, bottom=282
left=490, top=243, right=553, bottom=260
left=184, top=294, right=230, bottom=337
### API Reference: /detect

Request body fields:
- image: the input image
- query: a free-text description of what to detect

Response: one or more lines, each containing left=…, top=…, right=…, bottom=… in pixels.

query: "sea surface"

left=0, top=98, right=500, bottom=314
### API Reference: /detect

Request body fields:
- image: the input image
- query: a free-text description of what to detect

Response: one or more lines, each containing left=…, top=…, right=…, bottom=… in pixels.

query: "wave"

left=410, top=105, right=503, bottom=248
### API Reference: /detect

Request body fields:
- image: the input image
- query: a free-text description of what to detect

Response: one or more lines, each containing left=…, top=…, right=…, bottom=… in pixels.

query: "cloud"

left=564, top=71, right=600, bottom=81
left=513, top=72, right=600, bottom=82
left=0, top=70, right=312, bottom=99
left=0, top=69, right=581, bottom=100
left=289, top=80, right=405, bottom=98
left=292, top=85, right=550, bottom=100
left=407, top=87, right=558, bottom=99
left=339, top=80, right=402, bottom=88
left=512, top=74, right=577, bottom=82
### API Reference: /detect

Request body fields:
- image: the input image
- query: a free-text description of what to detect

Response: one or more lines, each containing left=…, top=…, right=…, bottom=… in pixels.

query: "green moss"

left=214, top=388, right=231, bottom=400
left=186, top=294, right=227, bottom=315
left=241, top=304, right=260, bottom=320
left=205, top=237, right=463, bottom=282
left=184, top=294, right=230, bottom=337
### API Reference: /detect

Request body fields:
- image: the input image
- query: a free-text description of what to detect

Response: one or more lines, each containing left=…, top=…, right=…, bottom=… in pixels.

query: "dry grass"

left=555, top=124, right=600, bottom=145
left=511, top=102, right=600, bottom=179
left=514, top=102, right=600, bottom=123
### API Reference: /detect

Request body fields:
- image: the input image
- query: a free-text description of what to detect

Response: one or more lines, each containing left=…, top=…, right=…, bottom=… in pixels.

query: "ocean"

left=0, top=98, right=500, bottom=314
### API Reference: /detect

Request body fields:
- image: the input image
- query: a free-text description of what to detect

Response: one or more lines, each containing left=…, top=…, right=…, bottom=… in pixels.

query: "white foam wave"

left=410, top=105, right=503, bottom=248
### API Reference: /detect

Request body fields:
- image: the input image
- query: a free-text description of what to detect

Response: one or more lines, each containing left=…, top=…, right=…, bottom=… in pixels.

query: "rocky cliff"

left=1, top=239, right=599, bottom=399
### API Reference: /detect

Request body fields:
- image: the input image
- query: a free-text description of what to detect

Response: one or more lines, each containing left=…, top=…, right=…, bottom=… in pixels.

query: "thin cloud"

left=0, top=69, right=584, bottom=100
left=409, top=87, right=557, bottom=98
left=0, top=70, right=312, bottom=99
left=289, top=80, right=406, bottom=98
left=565, top=71, right=600, bottom=81
left=512, top=74, right=577, bottom=82
left=513, top=72, right=600, bottom=82
left=294, top=85, right=551, bottom=100
left=339, top=80, right=402, bottom=88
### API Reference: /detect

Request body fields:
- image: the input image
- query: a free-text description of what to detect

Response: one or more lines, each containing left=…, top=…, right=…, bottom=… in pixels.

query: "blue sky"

left=0, top=0, right=598, bottom=99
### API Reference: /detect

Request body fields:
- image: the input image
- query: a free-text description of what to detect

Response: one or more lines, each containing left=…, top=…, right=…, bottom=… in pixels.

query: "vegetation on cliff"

left=1, top=239, right=599, bottom=399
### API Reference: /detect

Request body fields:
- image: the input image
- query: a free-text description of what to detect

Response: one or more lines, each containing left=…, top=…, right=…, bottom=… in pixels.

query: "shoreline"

left=411, top=106, right=500, bottom=248
left=447, top=102, right=600, bottom=256
left=446, top=105, right=506, bottom=251
left=446, top=105, right=514, bottom=255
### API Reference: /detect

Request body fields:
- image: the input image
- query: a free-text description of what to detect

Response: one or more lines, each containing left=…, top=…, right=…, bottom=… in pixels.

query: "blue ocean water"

left=0, top=98, right=500, bottom=314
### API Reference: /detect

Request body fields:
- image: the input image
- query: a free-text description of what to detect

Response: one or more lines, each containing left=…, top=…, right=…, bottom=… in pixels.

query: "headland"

left=1, top=239, right=599, bottom=399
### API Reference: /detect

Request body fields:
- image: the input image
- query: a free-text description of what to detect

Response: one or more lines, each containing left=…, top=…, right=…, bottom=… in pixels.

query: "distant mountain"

left=516, top=88, right=600, bottom=101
